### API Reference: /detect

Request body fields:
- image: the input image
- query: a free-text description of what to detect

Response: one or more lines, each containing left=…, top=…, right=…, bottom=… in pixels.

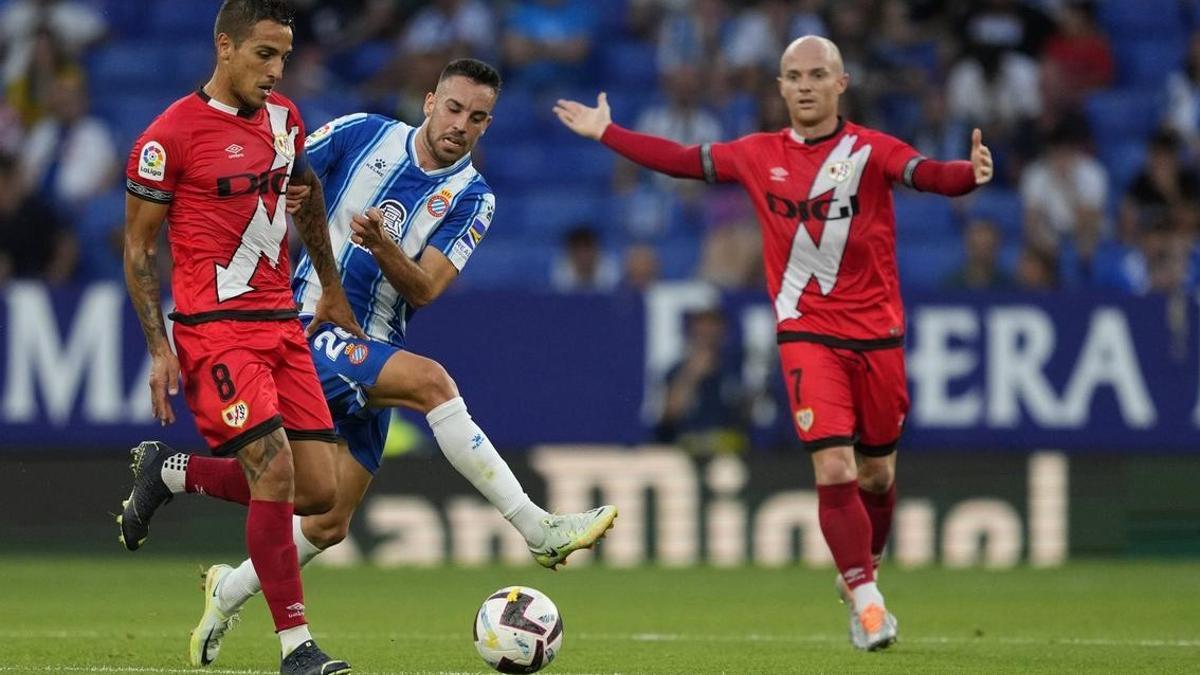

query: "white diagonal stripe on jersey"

left=774, top=134, right=871, bottom=323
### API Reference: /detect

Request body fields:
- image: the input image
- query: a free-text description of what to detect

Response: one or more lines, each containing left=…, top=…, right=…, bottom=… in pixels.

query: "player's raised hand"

left=971, top=128, right=993, bottom=185
left=553, top=92, right=612, bottom=141
left=148, top=350, right=180, bottom=426
left=286, top=183, right=311, bottom=215
left=349, top=207, right=389, bottom=251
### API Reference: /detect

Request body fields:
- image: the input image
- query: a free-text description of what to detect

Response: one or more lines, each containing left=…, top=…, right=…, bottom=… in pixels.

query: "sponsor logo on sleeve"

left=221, top=400, right=249, bottom=428
left=451, top=239, right=473, bottom=263
left=467, top=217, right=488, bottom=246
left=138, top=141, right=167, bottom=181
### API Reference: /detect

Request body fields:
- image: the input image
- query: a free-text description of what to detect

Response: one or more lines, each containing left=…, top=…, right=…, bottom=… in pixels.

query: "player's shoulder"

left=307, top=112, right=401, bottom=147
left=844, top=119, right=904, bottom=146
left=145, top=92, right=204, bottom=131
left=265, top=90, right=303, bottom=117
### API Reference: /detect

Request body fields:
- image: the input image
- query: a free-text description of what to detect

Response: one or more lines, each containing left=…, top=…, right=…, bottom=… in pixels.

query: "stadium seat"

left=1096, top=139, right=1148, bottom=199
left=600, top=40, right=660, bottom=90
left=89, top=43, right=175, bottom=96
left=457, top=239, right=555, bottom=289
left=893, top=191, right=960, bottom=242
left=898, top=239, right=964, bottom=290
left=503, top=187, right=610, bottom=238
left=657, top=235, right=702, bottom=280
left=172, top=42, right=215, bottom=88
left=148, top=1, right=215, bottom=38
left=1098, top=0, right=1188, bottom=35
left=1112, top=38, right=1187, bottom=88
left=966, top=187, right=1024, bottom=240
left=1084, top=89, right=1163, bottom=142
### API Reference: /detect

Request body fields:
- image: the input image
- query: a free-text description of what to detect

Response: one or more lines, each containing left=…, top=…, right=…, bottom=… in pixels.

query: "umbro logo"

left=285, top=602, right=305, bottom=618
left=769, top=166, right=789, bottom=182
left=225, top=144, right=244, bottom=159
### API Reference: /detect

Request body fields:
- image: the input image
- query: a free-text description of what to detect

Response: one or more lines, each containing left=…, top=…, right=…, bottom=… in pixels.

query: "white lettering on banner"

left=1060, top=309, right=1155, bottom=427
left=2, top=284, right=122, bottom=423
left=986, top=307, right=1060, bottom=427
left=530, top=446, right=699, bottom=567
left=342, top=448, right=1068, bottom=568
left=907, top=307, right=982, bottom=427
left=941, top=498, right=1023, bottom=568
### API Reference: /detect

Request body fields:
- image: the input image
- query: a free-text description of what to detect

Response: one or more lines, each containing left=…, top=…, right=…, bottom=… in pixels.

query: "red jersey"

left=703, top=119, right=921, bottom=345
left=125, top=90, right=307, bottom=322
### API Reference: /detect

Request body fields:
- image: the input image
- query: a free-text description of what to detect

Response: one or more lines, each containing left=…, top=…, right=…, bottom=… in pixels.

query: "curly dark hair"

left=214, top=0, right=294, bottom=45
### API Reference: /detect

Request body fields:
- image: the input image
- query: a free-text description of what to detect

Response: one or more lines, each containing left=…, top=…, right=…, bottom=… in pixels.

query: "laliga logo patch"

left=306, top=122, right=333, bottom=146
left=344, top=343, right=369, bottom=365
left=274, top=132, right=295, bottom=162
left=795, top=407, right=814, bottom=432
left=826, top=160, right=853, bottom=183
left=138, top=141, right=166, bottom=181
left=222, top=400, right=249, bottom=428
left=426, top=189, right=452, bottom=217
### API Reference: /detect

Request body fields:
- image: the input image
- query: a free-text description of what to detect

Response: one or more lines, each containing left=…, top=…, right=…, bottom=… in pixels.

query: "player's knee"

left=239, top=435, right=295, bottom=496
left=305, top=517, right=349, bottom=550
left=811, top=446, right=857, bottom=485
left=417, top=360, right=459, bottom=411
left=857, top=457, right=895, bottom=493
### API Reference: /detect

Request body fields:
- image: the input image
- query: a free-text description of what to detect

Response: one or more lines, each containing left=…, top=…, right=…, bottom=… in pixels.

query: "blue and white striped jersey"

left=292, top=113, right=495, bottom=347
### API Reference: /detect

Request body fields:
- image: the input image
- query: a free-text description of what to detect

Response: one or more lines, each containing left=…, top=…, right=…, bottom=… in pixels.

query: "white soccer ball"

left=473, top=586, right=563, bottom=673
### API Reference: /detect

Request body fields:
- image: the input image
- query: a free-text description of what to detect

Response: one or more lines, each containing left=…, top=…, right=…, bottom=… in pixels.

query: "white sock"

left=160, top=453, right=189, bottom=494
left=278, top=624, right=312, bottom=657
left=427, top=397, right=549, bottom=544
left=218, top=516, right=324, bottom=614
left=851, top=581, right=885, bottom=612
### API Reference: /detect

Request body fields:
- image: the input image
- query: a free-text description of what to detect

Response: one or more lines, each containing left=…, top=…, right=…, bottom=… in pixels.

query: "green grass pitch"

left=2, top=556, right=1197, bottom=674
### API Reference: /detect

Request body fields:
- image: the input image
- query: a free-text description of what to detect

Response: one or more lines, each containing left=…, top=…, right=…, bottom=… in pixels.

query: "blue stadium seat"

left=89, top=43, right=175, bottom=95
left=1084, top=88, right=1162, bottom=141
left=966, top=187, right=1024, bottom=240
left=1112, top=38, right=1187, bottom=88
left=1096, top=139, right=1147, bottom=199
left=898, top=240, right=964, bottom=290
left=457, top=239, right=555, bottom=289
left=501, top=187, right=610, bottom=238
left=893, top=191, right=960, bottom=242
left=600, top=40, right=660, bottom=90
left=172, top=42, right=215, bottom=88
left=1098, top=0, right=1188, bottom=35
left=148, top=1, right=215, bottom=37
left=657, top=235, right=702, bottom=280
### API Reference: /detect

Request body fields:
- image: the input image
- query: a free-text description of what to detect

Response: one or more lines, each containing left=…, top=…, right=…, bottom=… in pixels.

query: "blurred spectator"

left=621, top=242, right=661, bottom=291
left=502, top=0, right=596, bottom=90
left=944, top=218, right=1012, bottom=290
left=655, top=0, right=731, bottom=80
left=696, top=188, right=762, bottom=290
left=723, top=0, right=827, bottom=87
left=1014, top=244, right=1058, bottom=290
left=0, top=153, right=76, bottom=284
left=1040, top=0, right=1114, bottom=122
left=1109, top=224, right=1199, bottom=295
left=866, top=0, right=938, bottom=138
left=0, top=100, right=22, bottom=154
left=655, top=307, right=748, bottom=454
left=551, top=225, right=620, bottom=291
left=20, top=70, right=117, bottom=210
left=4, top=26, right=82, bottom=126
left=946, top=45, right=1042, bottom=140
left=1165, top=33, right=1200, bottom=157
left=911, top=89, right=968, bottom=161
left=0, top=0, right=105, bottom=89
left=1020, top=120, right=1108, bottom=263
left=1119, top=129, right=1200, bottom=243
left=616, top=65, right=722, bottom=197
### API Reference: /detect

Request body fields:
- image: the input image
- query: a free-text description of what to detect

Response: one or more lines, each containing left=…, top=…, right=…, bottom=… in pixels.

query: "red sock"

left=817, top=480, right=875, bottom=590
left=247, top=499, right=306, bottom=632
left=185, top=456, right=250, bottom=505
left=859, top=483, right=896, bottom=561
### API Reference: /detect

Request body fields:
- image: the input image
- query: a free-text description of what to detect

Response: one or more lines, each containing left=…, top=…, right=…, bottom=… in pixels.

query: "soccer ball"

left=473, top=586, right=563, bottom=673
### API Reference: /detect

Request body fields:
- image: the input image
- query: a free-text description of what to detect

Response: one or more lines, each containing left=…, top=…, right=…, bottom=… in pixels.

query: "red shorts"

left=173, top=319, right=335, bottom=455
left=777, top=340, right=908, bottom=455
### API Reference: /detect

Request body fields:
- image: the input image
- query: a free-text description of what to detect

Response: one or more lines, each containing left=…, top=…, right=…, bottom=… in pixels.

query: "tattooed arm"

left=290, top=166, right=365, bottom=338
left=124, top=193, right=180, bottom=425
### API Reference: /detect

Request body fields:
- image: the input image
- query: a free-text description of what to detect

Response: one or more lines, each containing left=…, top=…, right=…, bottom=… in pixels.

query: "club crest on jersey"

left=426, top=189, right=452, bottom=217
left=138, top=141, right=166, bottom=181
left=826, top=160, right=854, bottom=183
left=222, top=400, right=249, bottom=428
left=274, top=132, right=295, bottom=162
left=795, top=407, right=814, bottom=432
left=344, top=343, right=369, bottom=365
left=377, top=199, right=408, bottom=243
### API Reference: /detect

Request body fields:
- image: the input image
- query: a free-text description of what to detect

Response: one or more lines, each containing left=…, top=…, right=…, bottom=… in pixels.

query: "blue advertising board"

left=0, top=282, right=1196, bottom=452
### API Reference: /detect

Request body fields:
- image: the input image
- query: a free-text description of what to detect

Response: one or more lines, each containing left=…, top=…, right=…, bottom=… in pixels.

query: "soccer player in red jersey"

left=119, top=1, right=360, bottom=672
left=555, top=35, right=993, bottom=650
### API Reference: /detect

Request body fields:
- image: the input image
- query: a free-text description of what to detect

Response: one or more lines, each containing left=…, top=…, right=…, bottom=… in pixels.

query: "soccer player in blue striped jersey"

left=187, top=59, right=617, bottom=667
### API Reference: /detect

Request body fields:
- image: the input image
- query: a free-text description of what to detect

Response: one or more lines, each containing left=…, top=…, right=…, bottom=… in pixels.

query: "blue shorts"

left=304, top=321, right=400, bottom=474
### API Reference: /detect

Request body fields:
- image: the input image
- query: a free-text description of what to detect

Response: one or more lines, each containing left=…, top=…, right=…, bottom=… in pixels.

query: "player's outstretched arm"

left=908, top=128, right=992, bottom=197
left=123, top=194, right=179, bottom=425
left=349, top=208, right=457, bottom=309
left=290, top=167, right=367, bottom=338
left=554, top=92, right=709, bottom=180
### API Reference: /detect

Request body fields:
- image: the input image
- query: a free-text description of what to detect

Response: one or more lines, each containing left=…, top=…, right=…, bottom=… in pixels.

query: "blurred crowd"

left=1, top=0, right=1200, bottom=299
